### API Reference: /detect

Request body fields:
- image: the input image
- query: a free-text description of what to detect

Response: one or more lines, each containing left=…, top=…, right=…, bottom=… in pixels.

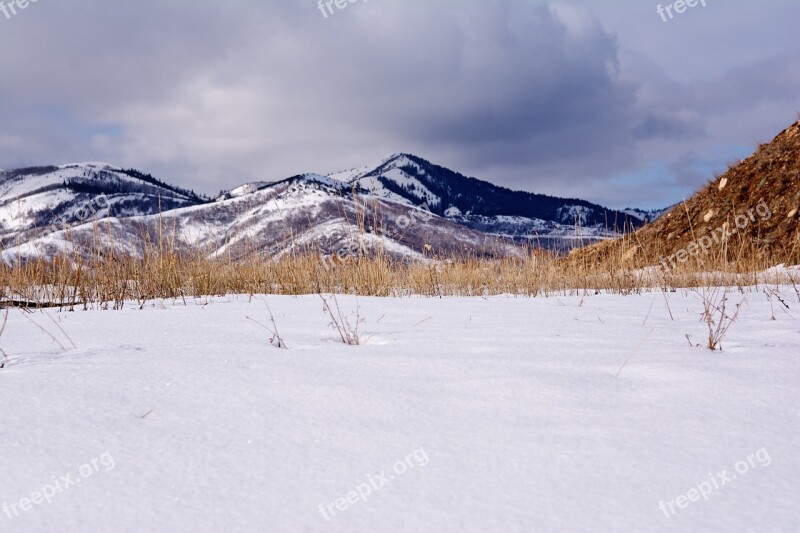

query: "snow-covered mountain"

left=621, top=206, right=672, bottom=224
left=0, top=163, right=207, bottom=249
left=0, top=155, right=654, bottom=262
left=329, top=154, right=644, bottom=246
left=1, top=172, right=518, bottom=263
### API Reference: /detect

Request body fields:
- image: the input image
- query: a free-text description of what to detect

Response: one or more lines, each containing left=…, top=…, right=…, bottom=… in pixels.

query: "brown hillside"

left=570, top=120, right=800, bottom=271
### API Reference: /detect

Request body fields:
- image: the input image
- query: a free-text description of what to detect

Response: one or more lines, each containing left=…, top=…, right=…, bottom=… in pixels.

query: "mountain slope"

left=2, top=174, right=519, bottom=263
left=0, top=163, right=208, bottom=248
left=571, top=120, right=800, bottom=269
left=330, top=154, right=644, bottom=249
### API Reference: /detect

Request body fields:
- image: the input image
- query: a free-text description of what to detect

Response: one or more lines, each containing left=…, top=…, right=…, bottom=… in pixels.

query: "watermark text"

left=3, top=451, right=116, bottom=521
left=658, top=447, right=771, bottom=518
left=318, top=447, right=430, bottom=521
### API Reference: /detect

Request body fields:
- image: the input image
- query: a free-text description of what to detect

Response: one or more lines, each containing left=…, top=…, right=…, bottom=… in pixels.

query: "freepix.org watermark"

left=318, top=447, right=430, bottom=521
left=658, top=447, right=771, bottom=518
left=321, top=201, right=434, bottom=271
left=0, top=0, right=40, bottom=20
left=659, top=200, right=772, bottom=272
left=48, top=194, right=110, bottom=234
left=656, top=0, right=707, bottom=22
left=3, top=452, right=116, bottom=521
left=317, top=0, right=368, bottom=19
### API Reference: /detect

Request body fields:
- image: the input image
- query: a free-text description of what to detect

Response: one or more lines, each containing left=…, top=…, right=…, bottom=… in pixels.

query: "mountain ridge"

left=0, top=155, right=661, bottom=262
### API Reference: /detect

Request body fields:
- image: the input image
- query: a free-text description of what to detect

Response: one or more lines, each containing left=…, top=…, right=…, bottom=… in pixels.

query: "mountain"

left=329, top=154, right=644, bottom=248
left=0, top=162, right=208, bottom=249
left=1, top=172, right=518, bottom=263
left=0, top=155, right=653, bottom=263
left=621, top=206, right=672, bottom=224
left=571, top=120, right=800, bottom=269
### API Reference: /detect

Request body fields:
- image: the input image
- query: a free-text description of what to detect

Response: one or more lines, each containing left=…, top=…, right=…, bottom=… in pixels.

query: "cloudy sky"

left=1, top=0, right=798, bottom=208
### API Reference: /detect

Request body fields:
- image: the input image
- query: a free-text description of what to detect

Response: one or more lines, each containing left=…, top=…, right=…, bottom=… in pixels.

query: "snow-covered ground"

left=1, top=289, right=798, bottom=532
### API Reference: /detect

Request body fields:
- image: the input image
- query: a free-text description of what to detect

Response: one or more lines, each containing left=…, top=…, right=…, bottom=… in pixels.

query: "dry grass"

left=320, top=294, right=363, bottom=345
left=694, top=287, right=744, bottom=351
left=0, top=227, right=797, bottom=311
left=247, top=300, right=289, bottom=349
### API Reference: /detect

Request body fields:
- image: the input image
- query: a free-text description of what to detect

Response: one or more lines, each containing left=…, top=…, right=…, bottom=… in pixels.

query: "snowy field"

left=1, top=289, right=798, bottom=532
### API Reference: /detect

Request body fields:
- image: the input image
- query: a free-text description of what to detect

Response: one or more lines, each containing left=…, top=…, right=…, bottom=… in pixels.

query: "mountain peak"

left=381, top=152, right=426, bottom=168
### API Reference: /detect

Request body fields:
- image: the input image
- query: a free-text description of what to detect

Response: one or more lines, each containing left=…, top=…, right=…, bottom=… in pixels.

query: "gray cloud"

left=0, top=0, right=798, bottom=208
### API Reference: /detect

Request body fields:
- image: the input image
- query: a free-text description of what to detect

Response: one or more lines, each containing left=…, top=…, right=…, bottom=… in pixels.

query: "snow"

left=223, top=182, right=274, bottom=199
left=385, top=154, right=424, bottom=174
left=1, top=288, right=798, bottom=532
left=556, top=204, right=593, bottom=225
left=346, top=174, right=413, bottom=207
left=327, top=155, right=434, bottom=208
left=379, top=167, right=438, bottom=205
left=328, top=165, right=373, bottom=183
left=0, top=163, right=200, bottom=247
left=0, top=164, right=138, bottom=201
left=327, top=154, right=407, bottom=184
